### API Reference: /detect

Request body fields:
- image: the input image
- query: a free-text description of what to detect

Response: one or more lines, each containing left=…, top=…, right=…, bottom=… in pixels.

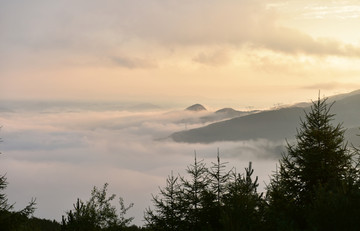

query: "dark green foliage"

left=0, top=210, right=60, bottom=231
left=145, top=152, right=263, bottom=231
left=145, top=172, right=183, bottom=231
left=61, top=183, right=135, bottom=231
left=0, top=174, right=12, bottom=212
left=180, top=153, right=210, bottom=231
left=265, top=97, right=360, bottom=230
left=221, top=162, right=265, bottom=231
left=306, top=184, right=360, bottom=231
left=208, top=149, right=231, bottom=206
left=205, top=149, right=232, bottom=231
left=22, top=217, right=61, bottom=231
left=0, top=142, right=37, bottom=231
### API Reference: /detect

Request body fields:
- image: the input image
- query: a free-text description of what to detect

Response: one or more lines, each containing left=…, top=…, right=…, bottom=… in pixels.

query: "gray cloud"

left=193, top=50, right=231, bottom=66
left=2, top=0, right=359, bottom=69
left=2, top=130, right=85, bottom=152
left=111, top=56, right=157, bottom=69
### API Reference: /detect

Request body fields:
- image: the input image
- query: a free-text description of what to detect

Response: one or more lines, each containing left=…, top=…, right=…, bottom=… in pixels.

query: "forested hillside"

left=171, top=91, right=360, bottom=146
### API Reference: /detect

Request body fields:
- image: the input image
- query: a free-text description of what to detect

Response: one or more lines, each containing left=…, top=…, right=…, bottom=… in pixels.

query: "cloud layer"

left=2, top=0, right=360, bottom=67
left=0, top=102, right=281, bottom=225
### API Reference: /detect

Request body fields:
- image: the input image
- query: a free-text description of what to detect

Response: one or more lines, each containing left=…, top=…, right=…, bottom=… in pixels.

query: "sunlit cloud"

left=302, top=4, right=360, bottom=20
left=1, top=1, right=360, bottom=225
left=1, top=0, right=360, bottom=103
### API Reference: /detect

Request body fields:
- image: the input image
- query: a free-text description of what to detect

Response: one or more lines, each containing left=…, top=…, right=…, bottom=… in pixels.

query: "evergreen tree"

left=221, top=162, right=264, bottom=231
left=0, top=174, right=12, bottom=212
left=266, top=97, right=359, bottom=230
left=0, top=135, right=36, bottom=230
left=146, top=151, right=266, bottom=231
left=179, top=152, right=210, bottom=231
left=25, top=217, right=61, bottom=231
left=145, top=172, right=183, bottom=231
left=206, top=149, right=231, bottom=231
left=208, top=149, right=231, bottom=206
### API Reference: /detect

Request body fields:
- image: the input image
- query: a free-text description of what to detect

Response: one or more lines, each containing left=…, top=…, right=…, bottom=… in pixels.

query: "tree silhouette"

left=221, top=162, right=264, bottom=231
left=145, top=152, right=264, bottom=231
left=62, top=183, right=134, bottom=231
left=176, top=153, right=206, bottom=230
left=266, top=96, right=360, bottom=230
left=0, top=135, right=36, bottom=230
left=145, top=172, right=183, bottom=231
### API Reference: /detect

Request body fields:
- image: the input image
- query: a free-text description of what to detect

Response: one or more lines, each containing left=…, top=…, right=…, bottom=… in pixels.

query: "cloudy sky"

left=1, top=0, right=360, bottom=226
left=1, top=0, right=360, bottom=107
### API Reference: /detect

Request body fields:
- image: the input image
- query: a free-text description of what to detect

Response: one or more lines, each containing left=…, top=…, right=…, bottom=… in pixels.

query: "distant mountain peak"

left=215, top=108, right=237, bottom=114
left=186, top=104, right=207, bottom=111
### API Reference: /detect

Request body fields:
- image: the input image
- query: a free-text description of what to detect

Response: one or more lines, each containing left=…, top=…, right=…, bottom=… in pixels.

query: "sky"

left=1, top=0, right=360, bottom=108
left=1, top=0, right=360, bottom=226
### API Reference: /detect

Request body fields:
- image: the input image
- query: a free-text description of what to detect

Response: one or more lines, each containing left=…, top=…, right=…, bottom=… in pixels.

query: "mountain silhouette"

left=171, top=90, right=360, bottom=145
left=186, top=104, right=207, bottom=111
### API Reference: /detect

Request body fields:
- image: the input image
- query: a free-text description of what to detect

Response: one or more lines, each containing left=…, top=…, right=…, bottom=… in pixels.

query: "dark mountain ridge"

left=186, top=104, right=207, bottom=111
left=171, top=91, right=360, bottom=144
left=171, top=107, right=303, bottom=143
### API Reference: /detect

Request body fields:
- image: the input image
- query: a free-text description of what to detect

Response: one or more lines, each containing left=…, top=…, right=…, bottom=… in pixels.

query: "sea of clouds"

left=0, top=101, right=284, bottom=225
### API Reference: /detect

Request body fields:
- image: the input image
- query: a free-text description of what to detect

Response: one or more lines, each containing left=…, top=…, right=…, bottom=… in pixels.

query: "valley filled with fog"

left=0, top=101, right=282, bottom=225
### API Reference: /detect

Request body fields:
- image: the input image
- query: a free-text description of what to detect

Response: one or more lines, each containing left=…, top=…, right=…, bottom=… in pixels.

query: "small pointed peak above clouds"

left=186, top=104, right=207, bottom=111
left=215, top=108, right=237, bottom=114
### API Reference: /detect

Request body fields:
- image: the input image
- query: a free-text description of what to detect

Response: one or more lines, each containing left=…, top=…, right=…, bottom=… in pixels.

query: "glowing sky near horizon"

left=1, top=1, right=360, bottom=225
left=1, top=0, right=360, bottom=108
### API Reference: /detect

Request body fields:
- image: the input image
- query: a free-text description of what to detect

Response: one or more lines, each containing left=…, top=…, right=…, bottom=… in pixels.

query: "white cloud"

left=0, top=103, right=283, bottom=225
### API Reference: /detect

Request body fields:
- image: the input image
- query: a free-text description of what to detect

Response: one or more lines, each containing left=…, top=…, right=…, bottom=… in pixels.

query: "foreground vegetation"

left=2, top=97, right=360, bottom=230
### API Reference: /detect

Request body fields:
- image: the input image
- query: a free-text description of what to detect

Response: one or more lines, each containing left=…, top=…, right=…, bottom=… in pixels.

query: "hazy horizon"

left=0, top=88, right=355, bottom=112
left=1, top=0, right=360, bottom=226
left=0, top=100, right=285, bottom=225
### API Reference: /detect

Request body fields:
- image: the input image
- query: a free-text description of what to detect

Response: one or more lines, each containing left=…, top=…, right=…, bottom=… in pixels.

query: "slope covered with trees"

left=265, top=97, right=360, bottom=230
left=147, top=97, right=360, bottom=231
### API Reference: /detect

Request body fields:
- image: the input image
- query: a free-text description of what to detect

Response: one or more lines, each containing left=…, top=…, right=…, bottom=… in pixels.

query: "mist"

left=0, top=101, right=283, bottom=225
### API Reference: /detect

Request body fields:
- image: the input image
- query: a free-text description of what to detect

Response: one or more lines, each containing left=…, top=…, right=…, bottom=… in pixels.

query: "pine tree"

left=0, top=136, right=36, bottom=230
left=145, top=172, right=183, bottom=231
left=221, top=162, right=264, bottom=231
left=266, top=96, right=359, bottom=230
left=205, top=148, right=231, bottom=231
left=179, top=152, right=209, bottom=231
left=0, top=174, right=12, bottom=212
left=208, top=149, right=231, bottom=206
